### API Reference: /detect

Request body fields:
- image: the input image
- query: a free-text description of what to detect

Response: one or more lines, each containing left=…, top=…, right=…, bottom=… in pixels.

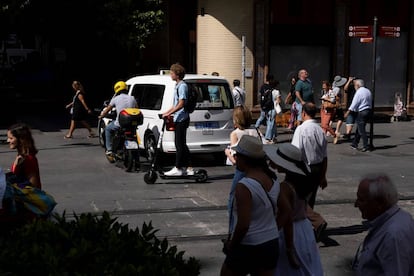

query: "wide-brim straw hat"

left=332, top=75, right=347, bottom=87
left=231, top=135, right=265, bottom=159
left=263, top=143, right=309, bottom=175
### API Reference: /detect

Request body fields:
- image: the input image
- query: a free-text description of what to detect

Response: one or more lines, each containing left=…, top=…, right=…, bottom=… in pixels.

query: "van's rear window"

left=185, top=81, right=234, bottom=109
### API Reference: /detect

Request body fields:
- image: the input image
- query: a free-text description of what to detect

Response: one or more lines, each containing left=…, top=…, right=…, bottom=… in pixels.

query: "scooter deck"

left=159, top=173, right=201, bottom=180
left=158, top=169, right=208, bottom=182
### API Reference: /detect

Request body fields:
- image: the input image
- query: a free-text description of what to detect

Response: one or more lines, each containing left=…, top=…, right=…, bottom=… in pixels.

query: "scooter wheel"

left=195, top=169, right=208, bottom=183
left=144, top=170, right=158, bottom=184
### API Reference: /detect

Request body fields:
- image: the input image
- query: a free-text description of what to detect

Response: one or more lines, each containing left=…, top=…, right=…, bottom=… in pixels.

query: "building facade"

left=196, top=0, right=414, bottom=110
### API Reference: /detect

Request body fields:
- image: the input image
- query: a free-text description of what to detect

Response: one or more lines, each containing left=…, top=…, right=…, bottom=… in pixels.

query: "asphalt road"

left=1, top=113, right=414, bottom=275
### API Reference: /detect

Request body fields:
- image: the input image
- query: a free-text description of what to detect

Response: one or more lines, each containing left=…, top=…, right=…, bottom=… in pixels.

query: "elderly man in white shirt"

left=344, top=79, right=372, bottom=152
left=291, top=102, right=328, bottom=241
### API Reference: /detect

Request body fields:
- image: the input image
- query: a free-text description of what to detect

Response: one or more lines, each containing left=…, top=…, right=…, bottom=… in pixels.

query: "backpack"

left=260, top=89, right=274, bottom=112
left=177, top=84, right=198, bottom=113
left=290, top=89, right=297, bottom=103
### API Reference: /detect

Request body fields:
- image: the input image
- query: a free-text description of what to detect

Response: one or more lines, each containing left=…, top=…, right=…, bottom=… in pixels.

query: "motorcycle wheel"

left=144, top=170, right=158, bottom=184
left=124, top=149, right=139, bottom=172
left=98, top=119, right=106, bottom=148
left=195, top=169, right=208, bottom=183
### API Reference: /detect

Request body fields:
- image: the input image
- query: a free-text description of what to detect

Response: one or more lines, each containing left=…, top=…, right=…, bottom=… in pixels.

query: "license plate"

left=125, top=140, right=138, bottom=149
left=195, top=121, right=219, bottom=129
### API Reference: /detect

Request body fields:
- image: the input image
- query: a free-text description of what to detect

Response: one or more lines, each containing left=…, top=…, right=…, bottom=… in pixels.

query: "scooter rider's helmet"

left=114, top=81, right=128, bottom=94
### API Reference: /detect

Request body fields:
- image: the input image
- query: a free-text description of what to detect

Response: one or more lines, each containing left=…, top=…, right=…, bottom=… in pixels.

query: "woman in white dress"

left=264, top=143, right=324, bottom=276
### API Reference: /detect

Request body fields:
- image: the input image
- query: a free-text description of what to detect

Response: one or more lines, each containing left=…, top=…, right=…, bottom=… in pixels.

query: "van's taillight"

left=166, top=115, right=175, bottom=131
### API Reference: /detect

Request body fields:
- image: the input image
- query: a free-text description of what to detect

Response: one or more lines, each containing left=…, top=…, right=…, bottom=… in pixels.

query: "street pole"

left=241, top=35, right=246, bottom=90
left=370, top=16, right=378, bottom=150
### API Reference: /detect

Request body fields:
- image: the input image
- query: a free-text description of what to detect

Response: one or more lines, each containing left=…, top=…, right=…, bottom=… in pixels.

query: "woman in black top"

left=64, top=80, right=95, bottom=139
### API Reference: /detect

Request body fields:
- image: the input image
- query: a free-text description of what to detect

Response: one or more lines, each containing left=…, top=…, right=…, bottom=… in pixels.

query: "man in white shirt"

left=232, top=79, right=246, bottom=107
left=291, top=102, right=328, bottom=241
left=344, top=79, right=372, bottom=152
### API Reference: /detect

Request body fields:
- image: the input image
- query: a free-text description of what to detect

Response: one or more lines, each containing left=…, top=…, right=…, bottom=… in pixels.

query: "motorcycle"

left=97, top=99, right=116, bottom=148
left=98, top=100, right=143, bottom=172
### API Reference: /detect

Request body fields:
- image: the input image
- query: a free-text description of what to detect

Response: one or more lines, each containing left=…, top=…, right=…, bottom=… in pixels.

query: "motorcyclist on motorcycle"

left=98, top=81, right=138, bottom=163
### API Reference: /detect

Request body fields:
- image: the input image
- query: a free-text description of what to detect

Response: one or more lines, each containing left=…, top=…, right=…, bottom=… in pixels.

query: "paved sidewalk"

left=1, top=115, right=413, bottom=276
left=180, top=119, right=414, bottom=276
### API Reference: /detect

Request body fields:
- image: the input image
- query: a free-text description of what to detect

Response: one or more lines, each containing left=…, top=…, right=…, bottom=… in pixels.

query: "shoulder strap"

left=255, top=128, right=264, bottom=144
left=235, top=87, right=245, bottom=103
left=72, top=91, right=81, bottom=103
left=235, top=87, right=241, bottom=96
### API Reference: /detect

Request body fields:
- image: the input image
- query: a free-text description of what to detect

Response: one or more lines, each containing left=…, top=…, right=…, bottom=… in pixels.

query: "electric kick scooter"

left=144, top=114, right=208, bottom=184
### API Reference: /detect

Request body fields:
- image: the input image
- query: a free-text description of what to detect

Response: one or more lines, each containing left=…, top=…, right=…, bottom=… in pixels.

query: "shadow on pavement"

left=319, top=224, right=368, bottom=247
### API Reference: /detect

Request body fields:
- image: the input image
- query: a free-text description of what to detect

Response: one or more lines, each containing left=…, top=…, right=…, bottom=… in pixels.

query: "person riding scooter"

left=98, top=81, right=138, bottom=163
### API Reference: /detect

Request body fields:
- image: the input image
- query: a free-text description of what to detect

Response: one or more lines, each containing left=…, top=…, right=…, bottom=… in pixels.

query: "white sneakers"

left=164, top=167, right=194, bottom=176
left=186, top=167, right=195, bottom=176
left=164, top=167, right=183, bottom=176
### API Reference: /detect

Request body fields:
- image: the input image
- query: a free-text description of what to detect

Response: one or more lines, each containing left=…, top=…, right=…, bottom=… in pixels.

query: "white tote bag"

left=275, top=102, right=282, bottom=114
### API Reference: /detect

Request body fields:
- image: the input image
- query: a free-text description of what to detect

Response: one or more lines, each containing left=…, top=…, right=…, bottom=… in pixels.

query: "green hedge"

left=0, top=211, right=200, bottom=275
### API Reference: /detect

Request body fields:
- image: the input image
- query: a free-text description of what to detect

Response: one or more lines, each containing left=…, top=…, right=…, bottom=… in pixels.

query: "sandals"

left=65, top=133, right=96, bottom=139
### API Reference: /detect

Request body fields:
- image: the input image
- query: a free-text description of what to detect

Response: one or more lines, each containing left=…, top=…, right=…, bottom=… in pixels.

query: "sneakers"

left=350, top=144, right=358, bottom=150
left=361, top=147, right=371, bottom=152
left=186, top=167, right=195, bottom=176
left=163, top=167, right=194, bottom=176
left=106, top=151, right=115, bottom=163
left=164, top=167, right=183, bottom=176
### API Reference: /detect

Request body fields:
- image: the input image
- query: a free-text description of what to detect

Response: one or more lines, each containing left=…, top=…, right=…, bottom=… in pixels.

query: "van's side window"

left=131, top=84, right=165, bottom=110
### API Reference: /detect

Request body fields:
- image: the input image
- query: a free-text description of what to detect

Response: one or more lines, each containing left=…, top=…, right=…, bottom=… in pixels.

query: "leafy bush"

left=0, top=211, right=200, bottom=275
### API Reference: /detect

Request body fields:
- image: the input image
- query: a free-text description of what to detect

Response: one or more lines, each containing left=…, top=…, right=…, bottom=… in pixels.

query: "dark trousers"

left=307, top=163, right=326, bottom=229
left=308, top=163, right=324, bottom=208
left=174, top=119, right=191, bottom=168
left=352, top=109, right=371, bottom=149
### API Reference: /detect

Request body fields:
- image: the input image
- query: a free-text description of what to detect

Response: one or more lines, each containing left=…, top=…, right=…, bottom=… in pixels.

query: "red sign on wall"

left=348, top=25, right=373, bottom=37
left=379, top=26, right=400, bottom=37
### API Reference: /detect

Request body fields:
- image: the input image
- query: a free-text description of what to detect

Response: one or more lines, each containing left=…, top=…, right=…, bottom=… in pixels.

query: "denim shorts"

left=224, top=238, right=279, bottom=274
left=346, top=111, right=356, bottom=125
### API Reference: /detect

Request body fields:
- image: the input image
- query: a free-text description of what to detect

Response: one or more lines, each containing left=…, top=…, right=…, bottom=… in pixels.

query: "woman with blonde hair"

left=64, top=80, right=95, bottom=139
left=225, top=105, right=261, bottom=221
left=221, top=135, right=295, bottom=276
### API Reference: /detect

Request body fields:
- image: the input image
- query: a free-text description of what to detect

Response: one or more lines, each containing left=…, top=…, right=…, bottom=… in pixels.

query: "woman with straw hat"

left=264, top=143, right=323, bottom=276
left=221, top=135, right=296, bottom=276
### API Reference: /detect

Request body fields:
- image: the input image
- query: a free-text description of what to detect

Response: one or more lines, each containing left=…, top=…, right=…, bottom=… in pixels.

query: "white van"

left=126, top=73, right=234, bottom=161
